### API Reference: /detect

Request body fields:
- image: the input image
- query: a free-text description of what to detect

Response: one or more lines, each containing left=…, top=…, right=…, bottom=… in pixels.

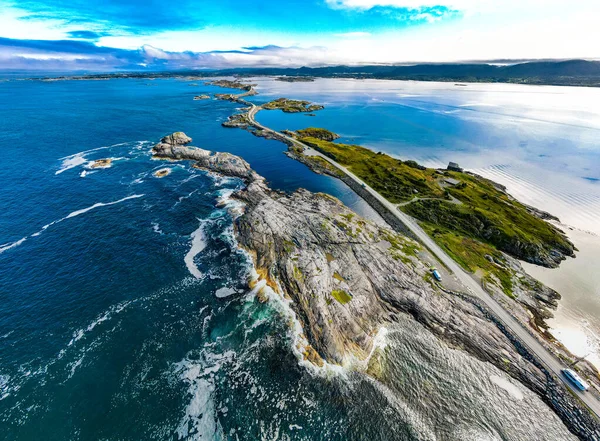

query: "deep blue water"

left=0, top=77, right=578, bottom=440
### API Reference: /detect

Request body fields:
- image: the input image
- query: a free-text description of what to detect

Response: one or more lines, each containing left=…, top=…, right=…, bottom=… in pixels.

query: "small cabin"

left=447, top=162, right=464, bottom=172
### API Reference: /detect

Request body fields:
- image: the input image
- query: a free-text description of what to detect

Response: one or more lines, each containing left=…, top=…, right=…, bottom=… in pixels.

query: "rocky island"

left=193, top=94, right=210, bottom=100
left=153, top=168, right=171, bottom=178
left=152, top=132, right=600, bottom=439
left=206, top=79, right=256, bottom=91
left=275, top=76, right=316, bottom=82
left=90, top=158, right=112, bottom=168
left=262, top=97, right=325, bottom=113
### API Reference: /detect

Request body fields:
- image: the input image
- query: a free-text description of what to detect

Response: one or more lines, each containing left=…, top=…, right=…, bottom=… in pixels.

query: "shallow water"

left=0, top=77, right=584, bottom=439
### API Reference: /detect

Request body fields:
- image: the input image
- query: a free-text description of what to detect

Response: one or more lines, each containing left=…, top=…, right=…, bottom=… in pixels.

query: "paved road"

left=247, top=103, right=600, bottom=419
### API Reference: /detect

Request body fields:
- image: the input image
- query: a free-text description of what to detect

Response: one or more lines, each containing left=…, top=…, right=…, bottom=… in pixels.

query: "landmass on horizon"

left=11, top=59, right=600, bottom=88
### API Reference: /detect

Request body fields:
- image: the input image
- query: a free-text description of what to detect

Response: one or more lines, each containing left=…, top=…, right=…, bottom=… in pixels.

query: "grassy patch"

left=383, top=232, right=420, bottom=258
left=331, top=289, right=352, bottom=304
left=306, top=156, right=344, bottom=177
left=333, top=272, right=344, bottom=282
left=422, top=224, right=514, bottom=295
left=263, top=98, right=324, bottom=113
left=293, top=266, right=304, bottom=282
left=296, top=127, right=339, bottom=141
left=402, top=173, right=573, bottom=265
left=298, top=137, right=444, bottom=203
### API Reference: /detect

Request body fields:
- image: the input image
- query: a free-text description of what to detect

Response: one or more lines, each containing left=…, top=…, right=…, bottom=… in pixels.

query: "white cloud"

left=324, top=0, right=481, bottom=11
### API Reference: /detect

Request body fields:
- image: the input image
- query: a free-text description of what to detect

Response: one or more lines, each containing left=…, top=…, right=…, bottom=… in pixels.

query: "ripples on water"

left=0, top=78, right=583, bottom=440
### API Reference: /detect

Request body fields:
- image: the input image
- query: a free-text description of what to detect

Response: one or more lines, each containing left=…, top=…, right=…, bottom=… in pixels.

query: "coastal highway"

left=246, top=103, right=600, bottom=419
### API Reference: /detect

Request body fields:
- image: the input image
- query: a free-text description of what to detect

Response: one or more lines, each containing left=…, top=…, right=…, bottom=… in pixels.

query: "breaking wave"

left=0, top=194, right=144, bottom=254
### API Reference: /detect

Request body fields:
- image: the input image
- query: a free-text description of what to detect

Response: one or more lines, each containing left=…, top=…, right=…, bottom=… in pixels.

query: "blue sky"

left=0, top=0, right=598, bottom=71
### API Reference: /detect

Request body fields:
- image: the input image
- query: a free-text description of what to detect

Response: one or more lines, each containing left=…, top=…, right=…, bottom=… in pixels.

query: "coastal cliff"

left=153, top=132, right=600, bottom=440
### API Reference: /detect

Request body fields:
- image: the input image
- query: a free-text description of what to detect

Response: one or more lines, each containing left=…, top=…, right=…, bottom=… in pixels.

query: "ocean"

left=0, top=76, right=592, bottom=440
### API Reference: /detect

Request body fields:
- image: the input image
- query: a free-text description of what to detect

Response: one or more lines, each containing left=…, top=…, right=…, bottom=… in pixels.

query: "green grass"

left=263, top=98, right=324, bottom=113
left=402, top=172, right=573, bottom=266
left=296, top=127, right=339, bottom=141
left=298, top=134, right=572, bottom=266
left=422, top=224, right=514, bottom=295
left=331, top=289, right=352, bottom=304
left=298, top=137, right=444, bottom=203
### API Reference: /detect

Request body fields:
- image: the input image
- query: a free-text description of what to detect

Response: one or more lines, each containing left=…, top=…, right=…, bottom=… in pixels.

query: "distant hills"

left=219, top=60, right=600, bottom=87
left=33, top=59, right=600, bottom=87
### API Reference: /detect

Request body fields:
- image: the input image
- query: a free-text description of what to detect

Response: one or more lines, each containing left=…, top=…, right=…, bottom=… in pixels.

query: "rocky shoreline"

left=153, top=132, right=599, bottom=439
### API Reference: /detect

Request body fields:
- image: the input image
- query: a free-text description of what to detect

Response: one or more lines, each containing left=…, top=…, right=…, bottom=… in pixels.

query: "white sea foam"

left=173, top=351, right=233, bottom=441
left=3, top=194, right=145, bottom=254
left=215, top=287, right=237, bottom=298
left=56, top=154, right=87, bottom=174
left=244, top=268, right=346, bottom=378
left=215, top=188, right=244, bottom=217
left=0, top=374, right=10, bottom=400
left=56, top=141, right=148, bottom=175
left=184, top=220, right=210, bottom=279
left=67, top=355, right=85, bottom=379
left=57, top=143, right=127, bottom=162
left=64, top=194, right=144, bottom=219
left=65, top=300, right=131, bottom=350
left=151, top=222, right=163, bottom=235
left=79, top=170, right=97, bottom=178
left=1, top=330, right=14, bottom=339
left=0, top=238, right=27, bottom=253
left=173, top=189, right=199, bottom=209
left=489, top=375, right=524, bottom=400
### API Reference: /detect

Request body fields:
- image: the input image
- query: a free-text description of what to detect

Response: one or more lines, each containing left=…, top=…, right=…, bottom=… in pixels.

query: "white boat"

left=562, top=368, right=590, bottom=391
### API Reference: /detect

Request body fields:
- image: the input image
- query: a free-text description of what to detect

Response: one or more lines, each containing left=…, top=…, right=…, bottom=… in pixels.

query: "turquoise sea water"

left=0, top=77, right=582, bottom=440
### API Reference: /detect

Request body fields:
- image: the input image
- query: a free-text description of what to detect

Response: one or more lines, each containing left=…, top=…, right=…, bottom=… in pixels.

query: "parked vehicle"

left=562, top=369, right=590, bottom=391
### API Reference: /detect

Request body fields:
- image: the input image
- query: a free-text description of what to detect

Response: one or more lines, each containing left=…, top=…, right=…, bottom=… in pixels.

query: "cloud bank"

left=0, top=37, right=340, bottom=71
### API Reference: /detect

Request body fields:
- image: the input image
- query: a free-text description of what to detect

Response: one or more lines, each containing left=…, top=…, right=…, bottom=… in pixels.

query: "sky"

left=0, top=0, right=598, bottom=71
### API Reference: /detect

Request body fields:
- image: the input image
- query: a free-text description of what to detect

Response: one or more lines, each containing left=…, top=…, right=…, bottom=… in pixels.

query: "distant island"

left=26, top=59, right=600, bottom=87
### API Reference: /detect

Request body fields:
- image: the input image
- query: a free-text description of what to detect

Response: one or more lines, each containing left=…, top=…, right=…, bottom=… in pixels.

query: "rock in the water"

left=90, top=158, right=112, bottom=168
left=152, top=133, right=261, bottom=183
left=153, top=168, right=171, bottom=178
left=160, top=131, right=192, bottom=146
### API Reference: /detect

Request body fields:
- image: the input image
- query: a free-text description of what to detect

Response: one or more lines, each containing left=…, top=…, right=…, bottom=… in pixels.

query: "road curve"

left=246, top=103, right=600, bottom=419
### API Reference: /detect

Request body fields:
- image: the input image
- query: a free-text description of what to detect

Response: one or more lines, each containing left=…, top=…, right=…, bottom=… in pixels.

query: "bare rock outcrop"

left=152, top=132, right=261, bottom=183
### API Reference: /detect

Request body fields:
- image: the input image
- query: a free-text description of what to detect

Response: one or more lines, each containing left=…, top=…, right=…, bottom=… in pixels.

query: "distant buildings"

left=447, top=162, right=463, bottom=172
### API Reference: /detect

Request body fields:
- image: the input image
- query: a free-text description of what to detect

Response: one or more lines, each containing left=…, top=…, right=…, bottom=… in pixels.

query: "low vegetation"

left=207, top=79, right=255, bottom=91
left=422, top=224, right=514, bottom=295
left=402, top=171, right=574, bottom=267
left=297, top=136, right=444, bottom=202
left=331, top=289, right=352, bottom=304
left=263, top=98, right=324, bottom=113
left=295, top=129, right=575, bottom=296
left=296, top=127, right=340, bottom=141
